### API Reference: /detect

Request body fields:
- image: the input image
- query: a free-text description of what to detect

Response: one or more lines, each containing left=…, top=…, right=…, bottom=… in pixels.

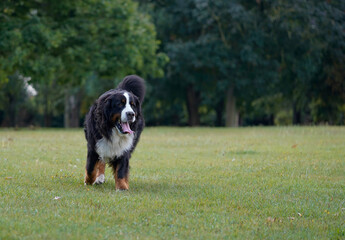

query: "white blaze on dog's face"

left=111, top=91, right=138, bottom=136
left=121, top=92, right=136, bottom=123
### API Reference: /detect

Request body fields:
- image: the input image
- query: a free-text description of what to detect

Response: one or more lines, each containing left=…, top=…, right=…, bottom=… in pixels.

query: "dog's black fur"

left=84, top=75, right=145, bottom=189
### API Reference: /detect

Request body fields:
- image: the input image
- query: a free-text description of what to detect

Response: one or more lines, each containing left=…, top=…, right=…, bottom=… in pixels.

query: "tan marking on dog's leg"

left=93, top=161, right=106, bottom=185
left=84, top=162, right=98, bottom=185
left=114, top=165, right=129, bottom=190
left=124, top=172, right=129, bottom=187
left=97, top=161, right=105, bottom=177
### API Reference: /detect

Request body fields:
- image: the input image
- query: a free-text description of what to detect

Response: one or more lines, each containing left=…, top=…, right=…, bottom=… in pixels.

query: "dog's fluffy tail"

left=117, top=75, right=146, bottom=103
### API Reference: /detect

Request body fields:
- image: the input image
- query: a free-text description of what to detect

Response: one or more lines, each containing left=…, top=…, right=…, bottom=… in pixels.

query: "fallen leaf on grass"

left=291, top=144, right=298, bottom=148
left=266, top=217, right=283, bottom=224
left=5, top=177, right=13, bottom=180
left=288, top=217, right=295, bottom=220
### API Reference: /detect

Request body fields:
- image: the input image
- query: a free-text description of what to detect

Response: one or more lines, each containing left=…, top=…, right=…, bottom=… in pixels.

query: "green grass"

left=0, top=127, right=344, bottom=239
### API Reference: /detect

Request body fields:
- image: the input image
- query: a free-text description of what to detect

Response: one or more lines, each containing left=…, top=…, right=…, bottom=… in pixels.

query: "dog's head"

left=95, top=90, right=142, bottom=138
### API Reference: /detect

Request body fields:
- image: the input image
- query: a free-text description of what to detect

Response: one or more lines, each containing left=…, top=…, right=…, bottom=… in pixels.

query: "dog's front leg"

left=112, top=157, right=129, bottom=190
left=93, top=161, right=106, bottom=185
left=84, top=150, right=100, bottom=185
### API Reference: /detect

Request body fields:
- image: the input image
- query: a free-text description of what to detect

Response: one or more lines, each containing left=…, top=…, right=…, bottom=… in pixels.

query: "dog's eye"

left=130, top=101, right=135, bottom=107
left=118, top=99, right=126, bottom=107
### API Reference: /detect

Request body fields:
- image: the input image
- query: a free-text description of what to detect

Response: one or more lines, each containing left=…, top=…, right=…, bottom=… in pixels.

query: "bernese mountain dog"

left=84, top=75, right=145, bottom=190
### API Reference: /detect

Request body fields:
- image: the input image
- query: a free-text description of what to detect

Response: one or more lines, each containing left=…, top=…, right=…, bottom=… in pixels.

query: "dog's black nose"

left=126, top=112, right=135, bottom=120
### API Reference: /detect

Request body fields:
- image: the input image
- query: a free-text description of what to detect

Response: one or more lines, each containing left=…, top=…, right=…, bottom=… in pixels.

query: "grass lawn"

left=0, top=127, right=344, bottom=239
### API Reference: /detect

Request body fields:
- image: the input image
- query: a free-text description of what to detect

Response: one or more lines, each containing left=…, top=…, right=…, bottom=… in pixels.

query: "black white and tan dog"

left=84, top=75, right=145, bottom=190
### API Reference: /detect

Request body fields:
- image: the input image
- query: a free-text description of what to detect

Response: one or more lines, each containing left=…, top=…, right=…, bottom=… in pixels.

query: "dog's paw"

left=84, top=179, right=93, bottom=185
left=115, top=179, right=129, bottom=191
left=93, top=174, right=105, bottom=185
left=116, top=188, right=129, bottom=192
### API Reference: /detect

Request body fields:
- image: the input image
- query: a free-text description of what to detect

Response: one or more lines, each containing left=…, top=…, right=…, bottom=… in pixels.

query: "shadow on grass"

left=87, top=178, right=189, bottom=195
left=131, top=180, right=187, bottom=194
left=228, top=150, right=257, bottom=155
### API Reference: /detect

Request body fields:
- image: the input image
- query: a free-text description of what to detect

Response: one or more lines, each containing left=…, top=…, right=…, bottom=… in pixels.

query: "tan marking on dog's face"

left=111, top=113, right=121, bottom=123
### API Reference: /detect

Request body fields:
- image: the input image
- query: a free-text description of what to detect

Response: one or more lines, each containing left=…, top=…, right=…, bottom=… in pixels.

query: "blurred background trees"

left=0, top=0, right=344, bottom=127
left=0, top=0, right=165, bottom=127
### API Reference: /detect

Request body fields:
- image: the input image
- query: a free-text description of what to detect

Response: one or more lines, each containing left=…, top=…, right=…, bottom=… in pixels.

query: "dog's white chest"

left=96, top=129, right=134, bottom=161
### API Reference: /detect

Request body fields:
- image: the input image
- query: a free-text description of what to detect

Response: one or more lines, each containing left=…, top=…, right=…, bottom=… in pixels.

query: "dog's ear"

left=95, top=96, right=112, bottom=139
left=117, top=75, right=145, bottom=103
left=134, top=95, right=142, bottom=118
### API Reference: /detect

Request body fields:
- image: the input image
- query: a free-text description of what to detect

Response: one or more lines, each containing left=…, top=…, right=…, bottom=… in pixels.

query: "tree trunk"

left=64, top=89, right=81, bottom=128
left=215, top=98, right=224, bottom=126
left=44, top=112, right=52, bottom=127
left=8, top=95, right=16, bottom=127
left=186, top=84, right=200, bottom=126
left=269, top=114, right=274, bottom=125
left=225, top=87, right=239, bottom=127
left=293, top=102, right=301, bottom=125
left=43, top=91, right=51, bottom=127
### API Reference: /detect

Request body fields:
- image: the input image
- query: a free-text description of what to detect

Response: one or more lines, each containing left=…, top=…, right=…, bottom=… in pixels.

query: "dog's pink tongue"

left=121, top=122, right=134, bottom=134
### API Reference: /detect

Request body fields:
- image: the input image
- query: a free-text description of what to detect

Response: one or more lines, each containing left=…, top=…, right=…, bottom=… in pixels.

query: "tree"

left=200, top=1, right=279, bottom=127
left=139, top=0, right=278, bottom=126
left=267, top=0, right=345, bottom=124
left=0, top=73, right=28, bottom=126
left=0, top=0, right=165, bottom=127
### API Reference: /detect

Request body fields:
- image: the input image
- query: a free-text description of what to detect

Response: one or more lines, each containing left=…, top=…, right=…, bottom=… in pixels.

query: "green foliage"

left=0, top=127, right=344, bottom=238
left=0, top=0, right=164, bottom=84
left=0, top=0, right=344, bottom=126
left=0, top=0, right=166, bottom=127
left=138, top=0, right=279, bottom=125
left=0, top=73, right=31, bottom=126
left=140, top=0, right=345, bottom=126
left=266, top=0, right=345, bottom=123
